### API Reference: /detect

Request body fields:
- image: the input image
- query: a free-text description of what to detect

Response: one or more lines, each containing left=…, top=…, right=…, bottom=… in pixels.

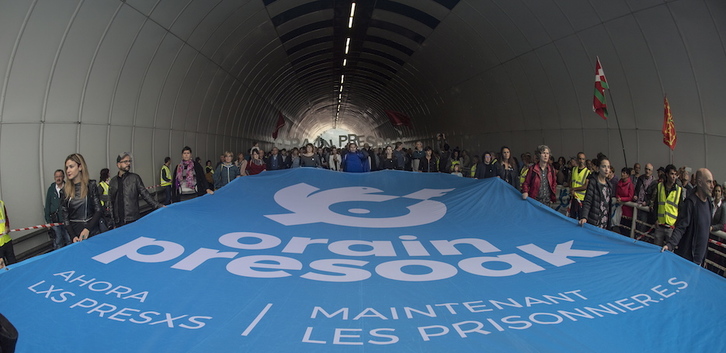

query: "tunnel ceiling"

left=111, top=0, right=725, bottom=147
left=263, top=0, right=456, bottom=138
left=143, top=0, right=465, bottom=140
left=7, top=0, right=716, bottom=149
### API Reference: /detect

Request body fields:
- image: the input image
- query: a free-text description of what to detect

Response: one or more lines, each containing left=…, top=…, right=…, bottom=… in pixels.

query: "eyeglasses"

left=120, top=160, right=132, bottom=164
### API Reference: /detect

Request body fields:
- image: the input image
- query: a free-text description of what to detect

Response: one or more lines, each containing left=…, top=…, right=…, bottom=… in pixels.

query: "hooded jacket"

left=214, top=163, right=240, bottom=189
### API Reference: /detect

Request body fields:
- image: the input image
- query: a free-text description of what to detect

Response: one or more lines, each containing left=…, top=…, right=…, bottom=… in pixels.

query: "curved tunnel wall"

left=431, top=0, right=726, bottom=172
left=0, top=0, right=724, bottom=253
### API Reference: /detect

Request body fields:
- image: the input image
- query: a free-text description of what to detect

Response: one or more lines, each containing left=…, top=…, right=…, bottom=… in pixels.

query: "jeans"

left=51, top=225, right=70, bottom=249
left=654, top=225, right=674, bottom=246
left=569, top=198, right=583, bottom=220
left=163, top=185, right=172, bottom=205
left=0, top=241, right=16, bottom=266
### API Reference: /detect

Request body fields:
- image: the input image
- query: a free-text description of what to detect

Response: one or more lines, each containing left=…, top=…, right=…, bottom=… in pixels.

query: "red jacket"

left=616, top=178, right=635, bottom=218
left=246, top=160, right=266, bottom=175
left=522, top=163, right=557, bottom=203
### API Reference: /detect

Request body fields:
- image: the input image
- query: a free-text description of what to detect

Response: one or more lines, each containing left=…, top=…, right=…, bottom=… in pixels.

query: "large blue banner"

left=1, top=168, right=724, bottom=352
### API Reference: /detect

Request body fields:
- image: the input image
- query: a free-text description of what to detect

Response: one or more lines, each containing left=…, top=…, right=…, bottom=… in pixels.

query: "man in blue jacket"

left=342, top=143, right=369, bottom=173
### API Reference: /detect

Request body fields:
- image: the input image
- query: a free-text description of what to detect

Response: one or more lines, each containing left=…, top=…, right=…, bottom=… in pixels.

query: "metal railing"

left=13, top=188, right=166, bottom=262
left=550, top=185, right=726, bottom=277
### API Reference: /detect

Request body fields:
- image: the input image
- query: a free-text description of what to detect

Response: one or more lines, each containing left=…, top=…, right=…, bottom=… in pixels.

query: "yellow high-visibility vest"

left=519, top=165, right=529, bottom=185
left=657, top=183, right=682, bottom=226
left=0, top=200, right=10, bottom=247
left=160, top=165, right=172, bottom=187
left=99, top=181, right=110, bottom=207
left=571, top=167, right=591, bottom=201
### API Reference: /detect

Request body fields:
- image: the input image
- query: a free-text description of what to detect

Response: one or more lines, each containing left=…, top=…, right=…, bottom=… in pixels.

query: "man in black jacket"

left=266, top=147, right=285, bottom=170
left=109, top=152, right=163, bottom=227
left=663, top=168, right=714, bottom=265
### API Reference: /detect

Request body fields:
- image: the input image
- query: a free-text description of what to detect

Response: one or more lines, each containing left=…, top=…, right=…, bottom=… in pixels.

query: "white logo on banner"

left=265, top=183, right=454, bottom=228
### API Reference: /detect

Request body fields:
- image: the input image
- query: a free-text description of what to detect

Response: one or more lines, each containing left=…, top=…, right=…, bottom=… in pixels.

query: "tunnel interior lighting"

left=337, top=3, right=357, bottom=123
left=349, top=3, right=356, bottom=28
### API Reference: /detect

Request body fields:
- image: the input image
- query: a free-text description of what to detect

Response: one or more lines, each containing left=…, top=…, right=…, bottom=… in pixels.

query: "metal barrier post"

left=630, top=205, right=637, bottom=239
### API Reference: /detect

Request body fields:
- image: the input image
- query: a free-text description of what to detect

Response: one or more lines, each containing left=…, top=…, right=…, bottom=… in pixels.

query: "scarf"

left=176, top=160, right=197, bottom=189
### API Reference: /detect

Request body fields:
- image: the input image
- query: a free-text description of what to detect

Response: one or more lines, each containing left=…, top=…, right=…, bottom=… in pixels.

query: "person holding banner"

left=61, top=153, right=102, bottom=243
left=214, top=151, right=241, bottom=189
left=266, top=147, right=284, bottom=171
left=663, top=168, right=714, bottom=265
left=341, top=142, right=369, bottom=173
left=174, top=146, right=213, bottom=202
left=109, top=152, right=163, bottom=227
left=0, top=199, right=14, bottom=268
left=300, top=144, right=320, bottom=168
left=418, top=147, right=438, bottom=173
left=474, top=152, right=498, bottom=179
left=380, top=145, right=397, bottom=170
left=579, top=156, right=614, bottom=229
left=328, top=147, right=341, bottom=171
left=521, top=145, right=557, bottom=205
left=246, top=149, right=267, bottom=175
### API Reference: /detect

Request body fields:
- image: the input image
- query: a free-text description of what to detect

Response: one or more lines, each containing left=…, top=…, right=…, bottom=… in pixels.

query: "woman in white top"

left=328, top=147, right=342, bottom=171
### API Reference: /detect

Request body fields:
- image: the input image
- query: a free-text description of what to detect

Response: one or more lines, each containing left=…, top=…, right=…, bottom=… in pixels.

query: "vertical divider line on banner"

left=241, top=303, right=273, bottom=336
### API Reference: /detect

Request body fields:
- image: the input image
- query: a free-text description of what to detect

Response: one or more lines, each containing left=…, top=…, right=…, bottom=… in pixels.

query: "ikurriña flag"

left=593, top=57, right=609, bottom=120
left=272, top=111, right=285, bottom=139
left=385, top=110, right=413, bottom=128
left=663, top=96, right=677, bottom=150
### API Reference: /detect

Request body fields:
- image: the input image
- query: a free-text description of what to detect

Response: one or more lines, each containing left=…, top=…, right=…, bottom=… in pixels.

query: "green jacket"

left=45, top=184, right=64, bottom=223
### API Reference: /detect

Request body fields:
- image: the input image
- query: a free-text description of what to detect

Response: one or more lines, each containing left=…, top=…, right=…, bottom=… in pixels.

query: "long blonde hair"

left=64, top=153, right=90, bottom=200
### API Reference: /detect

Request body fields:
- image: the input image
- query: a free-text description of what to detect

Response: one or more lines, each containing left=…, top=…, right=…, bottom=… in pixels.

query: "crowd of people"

left=0, top=136, right=721, bottom=272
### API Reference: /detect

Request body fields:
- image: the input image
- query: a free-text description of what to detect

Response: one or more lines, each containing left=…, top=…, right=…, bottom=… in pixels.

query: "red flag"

left=662, top=96, right=677, bottom=150
left=593, top=57, right=609, bottom=120
left=384, top=110, right=413, bottom=128
left=272, top=112, right=285, bottom=139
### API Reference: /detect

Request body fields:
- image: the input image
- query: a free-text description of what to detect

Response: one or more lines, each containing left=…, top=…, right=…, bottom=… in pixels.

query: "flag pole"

left=606, top=90, right=628, bottom=168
